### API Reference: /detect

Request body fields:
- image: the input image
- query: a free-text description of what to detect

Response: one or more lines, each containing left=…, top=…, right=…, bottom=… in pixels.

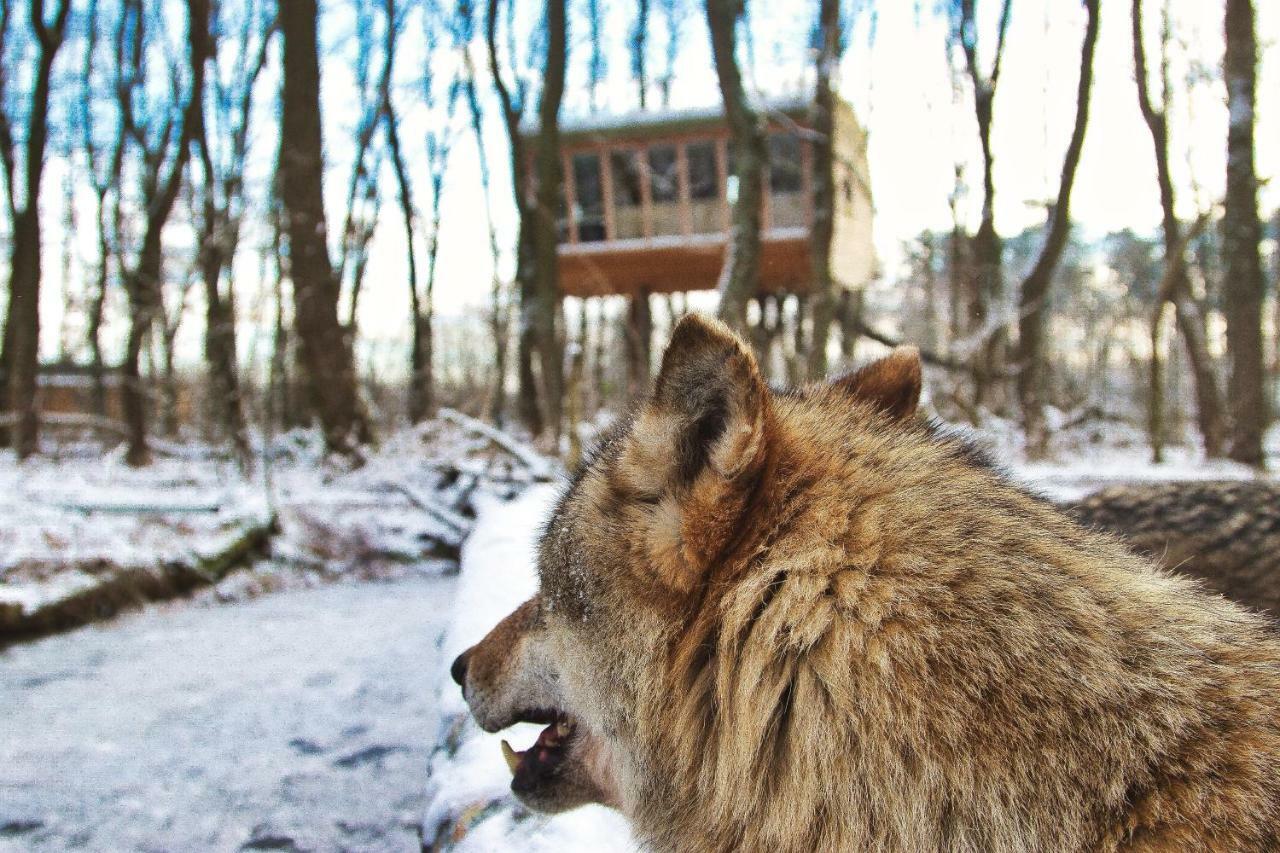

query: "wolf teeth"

left=501, top=739, right=519, bottom=774
left=556, top=720, right=573, bottom=737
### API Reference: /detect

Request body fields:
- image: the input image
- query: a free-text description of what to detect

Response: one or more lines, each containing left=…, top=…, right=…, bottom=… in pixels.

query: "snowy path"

left=0, top=575, right=457, bottom=852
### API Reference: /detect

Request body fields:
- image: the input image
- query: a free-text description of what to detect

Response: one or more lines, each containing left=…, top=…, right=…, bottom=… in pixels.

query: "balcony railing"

left=551, top=130, right=813, bottom=250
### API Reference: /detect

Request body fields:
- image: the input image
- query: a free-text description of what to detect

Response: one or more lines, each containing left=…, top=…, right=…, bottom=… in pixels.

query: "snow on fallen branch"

left=0, top=411, right=130, bottom=436
left=0, top=412, right=231, bottom=460
left=379, top=479, right=470, bottom=547
left=436, top=408, right=556, bottom=481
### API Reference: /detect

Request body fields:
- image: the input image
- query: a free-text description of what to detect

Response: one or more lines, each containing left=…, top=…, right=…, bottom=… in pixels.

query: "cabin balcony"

left=551, top=132, right=815, bottom=298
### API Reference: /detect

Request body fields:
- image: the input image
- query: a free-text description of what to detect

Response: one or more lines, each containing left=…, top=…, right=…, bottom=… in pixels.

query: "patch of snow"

left=0, top=576, right=458, bottom=851
left=423, top=484, right=634, bottom=851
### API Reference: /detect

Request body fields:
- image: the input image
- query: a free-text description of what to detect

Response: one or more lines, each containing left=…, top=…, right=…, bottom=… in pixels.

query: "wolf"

left=451, top=314, right=1280, bottom=852
left=1066, top=480, right=1280, bottom=615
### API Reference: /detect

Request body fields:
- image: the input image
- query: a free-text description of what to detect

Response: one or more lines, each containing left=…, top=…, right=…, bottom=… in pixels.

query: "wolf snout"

left=450, top=650, right=469, bottom=687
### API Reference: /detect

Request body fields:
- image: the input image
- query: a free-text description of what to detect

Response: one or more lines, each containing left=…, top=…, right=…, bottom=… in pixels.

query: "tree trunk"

left=956, top=0, right=1012, bottom=411
left=1131, top=0, right=1227, bottom=458
left=87, top=189, right=111, bottom=417
left=625, top=290, right=652, bottom=398
left=278, top=0, right=370, bottom=457
left=462, top=60, right=509, bottom=427
left=529, top=0, right=568, bottom=442
left=119, top=0, right=212, bottom=466
left=1222, top=0, right=1267, bottom=468
left=486, top=0, right=542, bottom=435
left=707, top=0, right=765, bottom=333
left=805, top=0, right=841, bottom=382
left=3, top=207, right=43, bottom=457
left=1014, top=0, right=1098, bottom=459
left=1148, top=302, right=1168, bottom=464
left=566, top=304, right=587, bottom=469
left=632, top=0, right=650, bottom=110
left=1, top=0, right=72, bottom=457
left=198, top=208, right=248, bottom=459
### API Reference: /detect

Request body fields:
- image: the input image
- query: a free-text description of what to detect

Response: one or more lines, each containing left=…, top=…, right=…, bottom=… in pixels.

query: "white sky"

left=28, top=0, right=1280, bottom=370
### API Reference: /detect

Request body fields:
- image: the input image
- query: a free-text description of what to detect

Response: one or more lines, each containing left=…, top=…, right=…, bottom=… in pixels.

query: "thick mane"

left=623, top=387, right=1280, bottom=852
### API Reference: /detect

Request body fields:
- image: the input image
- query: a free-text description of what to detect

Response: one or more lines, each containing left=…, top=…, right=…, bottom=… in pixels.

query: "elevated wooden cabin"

left=526, top=95, right=875, bottom=299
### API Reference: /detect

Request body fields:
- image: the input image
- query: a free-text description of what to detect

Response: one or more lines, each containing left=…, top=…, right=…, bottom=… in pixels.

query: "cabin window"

left=687, top=141, right=718, bottom=200
left=768, top=133, right=805, bottom=228
left=768, top=133, right=803, bottom=195
left=611, top=150, right=643, bottom=239
left=648, top=145, right=679, bottom=203
left=648, top=144, right=681, bottom=237
left=572, top=152, right=606, bottom=242
left=687, top=140, right=720, bottom=234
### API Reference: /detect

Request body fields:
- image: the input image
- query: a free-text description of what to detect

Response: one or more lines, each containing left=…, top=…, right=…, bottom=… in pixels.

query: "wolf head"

left=453, top=313, right=923, bottom=816
left=454, top=315, right=1280, bottom=851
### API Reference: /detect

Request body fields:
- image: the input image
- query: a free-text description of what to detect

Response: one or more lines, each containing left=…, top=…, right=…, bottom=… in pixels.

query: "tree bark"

left=191, top=6, right=270, bottom=464
left=1131, top=0, right=1227, bottom=458
left=1222, top=0, right=1267, bottom=468
left=486, top=0, right=542, bottom=435
left=625, top=290, right=652, bottom=398
left=1014, top=0, right=1099, bottom=459
left=118, top=0, right=212, bottom=466
left=463, top=56, right=509, bottom=427
left=530, top=0, right=568, bottom=441
left=1, top=0, right=72, bottom=457
left=632, top=0, right=650, bottom=110
left=955, top=0, right=1012, bottom=411
left=707, top=0, right=765, bottom=334
left=278, top=0, right=370, bottom=457
left=805, top=0, right=842, bottom=383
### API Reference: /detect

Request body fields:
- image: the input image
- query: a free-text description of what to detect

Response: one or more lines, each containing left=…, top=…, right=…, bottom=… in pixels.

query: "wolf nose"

left=450, top=651, right=469, bottom=687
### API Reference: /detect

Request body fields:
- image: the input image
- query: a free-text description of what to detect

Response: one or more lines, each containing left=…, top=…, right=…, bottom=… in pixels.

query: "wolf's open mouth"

left=500, top=709, right=579, bottom=794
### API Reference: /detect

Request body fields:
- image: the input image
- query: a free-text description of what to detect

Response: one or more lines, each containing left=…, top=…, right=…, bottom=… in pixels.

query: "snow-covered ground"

left=0, top=574, right=456, bottom=852
left=0, top=416, right=542, bottom=636
left=422, top=485, right=633, bottom=852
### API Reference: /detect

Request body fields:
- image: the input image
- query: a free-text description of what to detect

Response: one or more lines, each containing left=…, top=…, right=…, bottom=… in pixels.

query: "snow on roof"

left=521, top=92, right=820, bottom=140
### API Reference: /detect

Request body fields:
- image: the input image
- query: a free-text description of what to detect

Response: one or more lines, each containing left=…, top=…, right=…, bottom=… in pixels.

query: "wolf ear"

left=831, top=346, right=922, bottom=421
left=650, top=313, right=768, bottom=484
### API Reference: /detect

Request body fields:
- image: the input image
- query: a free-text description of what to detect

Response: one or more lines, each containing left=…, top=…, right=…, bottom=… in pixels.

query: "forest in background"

left=0, top=0, right=1275, bottom=470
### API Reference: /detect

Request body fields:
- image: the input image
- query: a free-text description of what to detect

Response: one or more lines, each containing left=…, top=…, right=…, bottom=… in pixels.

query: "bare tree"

left=338, top=0, right=386, bottom=340
left=707, top=0, right=765, bottom=333
left=1014, top=0, right=1099, bottom=458
left=0, top=0, right=73, bottom=456
left=278, top=0, right=370, bottom=457
left=656, top=0, right=686, bottom=108
left=529, top=0, right=568, bottom=440
left=403, top=0, right=461, bottom=422
left=190, top=0, right=273, bottom=462
left=626, top=0, right=652, bottom=396
left=1132, top=0, right=1227, bottom=458
left=804, top=0, right=842, bottom=382
left=1222, top=0, right=1267, bottom=468
left=951, top=0, right=1011, bottom=409
left=587, top=0, right=607, bottom=110
left=112, top=0, right=213, bottom=465
left=460, top=45, right=510, bottom=425
left=485, top=0, right=541, bottom=434
left=77, top=0, right=129, bottom=418
left=632, top=0, right=649, bottom=109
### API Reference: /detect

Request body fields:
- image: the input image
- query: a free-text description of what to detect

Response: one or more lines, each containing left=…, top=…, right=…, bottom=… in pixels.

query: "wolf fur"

left=1066, top=480, right=1280, bottom=615
left=454, top=314, right=1280, bottom=852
